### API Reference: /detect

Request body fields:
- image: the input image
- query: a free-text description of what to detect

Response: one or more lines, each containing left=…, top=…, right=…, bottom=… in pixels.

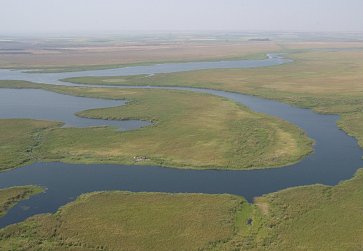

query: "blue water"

left=0, top=54, right=362, bottom=228
left=0, top=88, right=151, bottom=130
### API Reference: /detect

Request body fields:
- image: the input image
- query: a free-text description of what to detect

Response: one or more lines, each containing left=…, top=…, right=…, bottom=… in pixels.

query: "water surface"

left=0, top=54, right=362, bottom=228
left=0, top=88, right=150, bottom=130
left=0, top=54, right=289, bottom=85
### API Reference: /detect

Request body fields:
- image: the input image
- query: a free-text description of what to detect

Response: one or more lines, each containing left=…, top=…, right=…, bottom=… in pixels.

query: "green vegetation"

left=2, top=168, right=363, bottom=250
left=0, top=119, right=60, bottom=170
left=0, top=186, right=44, bottom=218
left=0, top=192, right=247, bottom=250
left=0, top=81, right=312, bottom=170
left=65, top=49, right=363, bottom=151
left=2, top=44, right=363, bottom=250
left=51, top=47, right=363, bottom=250
left=218, top=168, right=363, bottom=251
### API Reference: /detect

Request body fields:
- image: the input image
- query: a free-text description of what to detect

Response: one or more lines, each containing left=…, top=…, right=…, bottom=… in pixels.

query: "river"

left=0, top=54, right=362, bottom=228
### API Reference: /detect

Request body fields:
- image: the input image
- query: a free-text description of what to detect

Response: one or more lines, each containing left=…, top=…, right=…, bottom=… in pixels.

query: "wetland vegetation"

left=0, top=192, right=246, bottom=250
left=1, top=41, right=363, bottom=250
left=0, top=81, right=312, bottom=171
left=0, top=186, right=44, bottom=218
left=53, top=46, right=363, bottom=250
left=66, top=48, right=363, bottom=151
left=1, top=168, right=363, bottom=250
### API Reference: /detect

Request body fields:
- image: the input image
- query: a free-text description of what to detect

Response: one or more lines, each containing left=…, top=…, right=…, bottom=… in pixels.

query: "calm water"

left=0, top=54, right=362, bottom=228
left=0, top=54, right=289, bottom=85
left=0, top=88, right=151, bottom=130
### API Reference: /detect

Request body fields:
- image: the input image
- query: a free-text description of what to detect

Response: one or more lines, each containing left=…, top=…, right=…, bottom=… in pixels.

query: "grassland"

left=0, top=186, right=44, bottom=218
left=0, top=119, right=61, bottom=170
left=210, top=168, right=363, bottom=251
left=0, top=192, right=247, bottom=251
left=2, top=168, right=363, bottom=250
left=2, top=42, right=363, bottom=250
left=65, top=48, right=363, bottom=150
left=52, top=46, right=363, bottom=250
left=0, top=81, right=312, bottom=171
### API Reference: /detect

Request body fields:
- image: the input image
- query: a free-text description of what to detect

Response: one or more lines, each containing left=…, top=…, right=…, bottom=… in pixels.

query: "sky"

left=1, top=0, right=363, bottom=34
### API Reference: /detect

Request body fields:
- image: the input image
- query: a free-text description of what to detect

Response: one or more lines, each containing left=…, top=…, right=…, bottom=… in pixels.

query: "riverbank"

left=0, top=81, right=312, bottom=171
left=0, top=186, right=44, bottom=218
left=64, top=49, right=363, bottom=153
left=1, top=168, right=363, bottom=250
left=1, top=45, right=363, bottom=250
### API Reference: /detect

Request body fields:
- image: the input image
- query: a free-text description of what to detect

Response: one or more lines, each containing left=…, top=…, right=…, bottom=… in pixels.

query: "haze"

left=1, top=0, right=363, bottom=34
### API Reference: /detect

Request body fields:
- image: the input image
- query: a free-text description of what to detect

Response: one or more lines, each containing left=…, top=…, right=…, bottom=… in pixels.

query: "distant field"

left=2, top=168, right=363, bottom=250
left=0, top=81, right=312, bottom=170
left=0, top=39, right=280, bottom=71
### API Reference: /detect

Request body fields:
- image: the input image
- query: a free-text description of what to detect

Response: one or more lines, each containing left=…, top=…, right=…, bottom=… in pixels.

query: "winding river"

left=0, top=54, right=362, bottom=228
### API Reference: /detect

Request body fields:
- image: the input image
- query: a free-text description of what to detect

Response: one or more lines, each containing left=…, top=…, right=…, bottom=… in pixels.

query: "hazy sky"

left=1, top=0, right=363, bottom=34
